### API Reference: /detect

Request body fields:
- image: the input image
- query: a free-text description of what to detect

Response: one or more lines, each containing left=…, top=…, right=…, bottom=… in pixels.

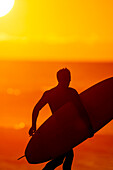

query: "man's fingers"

left=29, top=128, right=33, bottom=136
left=28, top=127, right=36, bottom=137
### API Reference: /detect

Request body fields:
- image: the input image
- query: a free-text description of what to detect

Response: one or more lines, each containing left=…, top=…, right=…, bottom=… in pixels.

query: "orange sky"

left=0, top=0, right=113, bottom=61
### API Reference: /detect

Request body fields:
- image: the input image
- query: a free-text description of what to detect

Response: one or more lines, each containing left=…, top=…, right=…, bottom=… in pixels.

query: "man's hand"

left=29, top=126, right=36, bottom=136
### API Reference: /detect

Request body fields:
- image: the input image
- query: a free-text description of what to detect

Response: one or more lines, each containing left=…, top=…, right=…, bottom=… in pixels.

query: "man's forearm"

left=32, top=107, right=39, bottom=128
left=31, top=93, right=47, bottom=128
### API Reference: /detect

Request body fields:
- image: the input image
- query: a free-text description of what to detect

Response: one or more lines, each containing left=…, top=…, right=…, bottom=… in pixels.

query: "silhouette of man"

left=29, top=68, right=94, bottom=170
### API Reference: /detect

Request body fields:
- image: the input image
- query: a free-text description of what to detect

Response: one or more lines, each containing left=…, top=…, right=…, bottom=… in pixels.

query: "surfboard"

left=25, top=77, right=113, bottom=164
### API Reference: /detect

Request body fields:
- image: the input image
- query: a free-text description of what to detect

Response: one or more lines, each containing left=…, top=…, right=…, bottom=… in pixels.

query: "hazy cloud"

left=0, top=32, right=27, bottom=41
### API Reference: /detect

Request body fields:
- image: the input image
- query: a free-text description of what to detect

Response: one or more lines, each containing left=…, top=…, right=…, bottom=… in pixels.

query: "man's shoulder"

left=43, top=87, right=78, bottom=97
left=68, top=87, right=78, bottom=94
left=43, top=87, right=56, bottom=95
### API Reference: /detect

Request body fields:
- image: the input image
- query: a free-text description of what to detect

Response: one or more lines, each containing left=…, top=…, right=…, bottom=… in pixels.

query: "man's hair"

left=57, top=68, right=71, bottom=82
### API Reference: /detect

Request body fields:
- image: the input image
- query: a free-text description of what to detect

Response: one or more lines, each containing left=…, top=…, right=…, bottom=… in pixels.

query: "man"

left=29, top=68, right=94, bottom=170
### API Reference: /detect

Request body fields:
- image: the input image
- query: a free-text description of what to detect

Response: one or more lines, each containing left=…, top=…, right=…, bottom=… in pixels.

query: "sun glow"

left=14, top=122, right=25, bottom=129
left=0, top=0, right=15, bottom=17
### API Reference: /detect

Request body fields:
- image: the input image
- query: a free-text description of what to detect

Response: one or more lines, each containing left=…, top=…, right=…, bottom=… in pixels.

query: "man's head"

left=57, top=68, right=71, bottom=87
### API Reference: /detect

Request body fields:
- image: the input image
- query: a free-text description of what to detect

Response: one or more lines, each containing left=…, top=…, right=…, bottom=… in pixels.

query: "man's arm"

left=29, top=91, right=48, bottom=136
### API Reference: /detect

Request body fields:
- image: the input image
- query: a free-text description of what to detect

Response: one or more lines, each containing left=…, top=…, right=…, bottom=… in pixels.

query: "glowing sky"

left=0, top=0, right=113, bottom=61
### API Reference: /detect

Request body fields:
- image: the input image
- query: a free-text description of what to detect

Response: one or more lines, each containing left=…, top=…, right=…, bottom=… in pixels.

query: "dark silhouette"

left=29, top=68, right=94, bottom=169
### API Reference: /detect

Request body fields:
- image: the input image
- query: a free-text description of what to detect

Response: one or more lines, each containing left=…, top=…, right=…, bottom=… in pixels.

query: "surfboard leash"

left=17, top=155, right=25, bottom=160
